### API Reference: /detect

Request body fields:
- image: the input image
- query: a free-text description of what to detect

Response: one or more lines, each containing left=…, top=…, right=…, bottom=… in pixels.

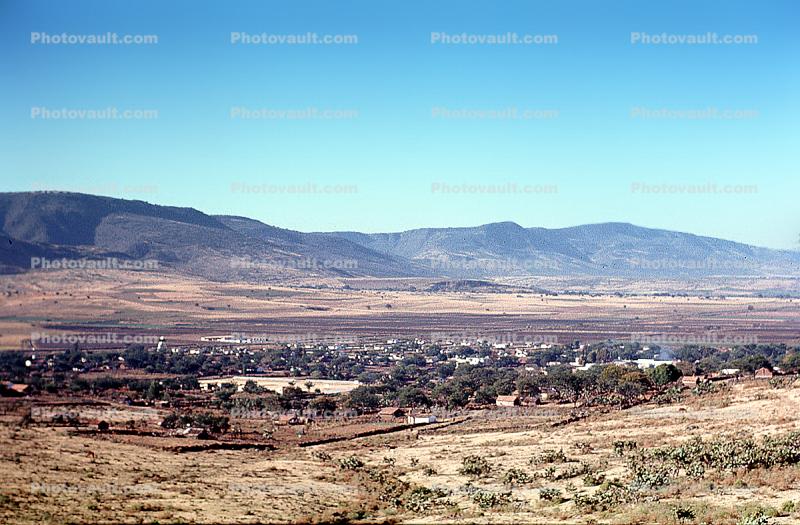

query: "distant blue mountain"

left=1, top=192, right=798, bottom=281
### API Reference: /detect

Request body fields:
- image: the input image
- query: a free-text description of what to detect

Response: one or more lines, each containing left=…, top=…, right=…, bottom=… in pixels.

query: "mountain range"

left=1, top=191, right=798, bottom=282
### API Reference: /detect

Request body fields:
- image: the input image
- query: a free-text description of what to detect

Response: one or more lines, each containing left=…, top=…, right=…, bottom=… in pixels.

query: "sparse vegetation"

left=502, top=467, right=533, bottom=485
left=628, top=431, right=800, bottom=483
left=459, top=455, right=492, bottom=478
left=472, top=489, right=511, bottom=508
left=538, top=487, right=563, bottom=503
left=338, top=455, right=365, bottom=471
left=532, top=448, right=568, bottom=465
left=613, top=440, right=638, bottom=456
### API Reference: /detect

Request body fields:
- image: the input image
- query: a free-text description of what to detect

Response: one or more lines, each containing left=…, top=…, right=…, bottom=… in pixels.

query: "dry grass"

left=4, top=381, right=800, bottom=523
left=2, top=269, right=798, bottom=348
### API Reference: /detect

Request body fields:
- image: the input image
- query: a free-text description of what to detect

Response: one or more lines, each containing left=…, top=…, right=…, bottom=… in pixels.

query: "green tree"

left=243, top=380, right=265, bottom=394
left=648, top=364, right=681, bottom=386
left=347, top=386, right=381, bottom=410
left=308, top=396, right=337, bottom=413
left=516, top=372, right=542, bottom=397
left=146, top=380, right=164, bottom=401
left=616, top=371, right=651, bottom=406
left=782, top=352, right=800, bottom=372
left=397, top=387, right=432, bottom=408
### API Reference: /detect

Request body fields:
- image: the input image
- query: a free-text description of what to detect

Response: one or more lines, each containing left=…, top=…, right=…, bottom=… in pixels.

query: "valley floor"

left=1, top=269, right=799, bottom=349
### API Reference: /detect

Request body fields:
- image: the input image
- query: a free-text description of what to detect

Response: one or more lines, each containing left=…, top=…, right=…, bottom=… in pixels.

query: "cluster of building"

left=681, top=366, right=776, bottom=386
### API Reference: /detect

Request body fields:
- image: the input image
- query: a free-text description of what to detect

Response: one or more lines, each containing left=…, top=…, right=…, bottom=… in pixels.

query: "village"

left=1, top=332, right=792, bottom=454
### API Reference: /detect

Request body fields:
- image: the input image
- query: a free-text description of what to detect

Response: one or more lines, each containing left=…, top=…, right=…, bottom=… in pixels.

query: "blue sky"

left=1, top=0, right=797, bottom=248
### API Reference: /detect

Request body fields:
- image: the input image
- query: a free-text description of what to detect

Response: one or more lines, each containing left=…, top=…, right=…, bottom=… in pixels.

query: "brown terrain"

left=1, top=269, right=799, bottom=350
left=3, top=380, right=800, bottom=524
left=2, top=268, right=800, bottom=524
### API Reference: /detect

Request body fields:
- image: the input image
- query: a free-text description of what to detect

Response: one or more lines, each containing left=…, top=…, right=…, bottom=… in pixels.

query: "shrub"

left=338, top=455, right=364, bottom=471
left=631, top=431, right=800, bottom=484
left=583, top=472, right=605, bottom=486
left=627, top=452, right=676, bottom=489
left=538, top=465, right=557, bottom=481
left=472, top=490, right=511, bottom=508
left=613, top=440, right=638, bottom=456
left=672, top=505, right=696, bottom=523
left=538, top=487, right=563, bottom=503
left=242, top=380, right=266, bottom=394
left=685, top=462, right=705, bottom=479
left=403, top=486, right=449, bottom=512
left=532, top=448, right=568, bottom=465
left=693, top=381, right=730, bottom=396
left=653, top=386, right=684, bottom=405
left=573, top=481, right=637, bottom=512
left=555, top=461, right=595, bottom=481
left=738, top=509, right=771, bottom=525
left=312, top=451, right=331, bottom=462
left=502, top=468, right=532, bottom=485
left=459, top=455, right=491, bottom=477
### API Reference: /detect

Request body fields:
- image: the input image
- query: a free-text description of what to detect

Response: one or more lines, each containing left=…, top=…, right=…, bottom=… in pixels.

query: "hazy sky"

left=1, top=0, right=797, bottom=249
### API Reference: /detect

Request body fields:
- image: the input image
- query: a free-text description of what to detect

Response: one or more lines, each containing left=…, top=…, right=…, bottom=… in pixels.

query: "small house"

left=1, top=383, right=31, bottom=397
left=407, top=414, right=437, bottom=425
left=275, top=414, right=303, bottom=426
left=179, top=427, right=210, bottom=439
left=378, top=407, right=406, bottom=420
left=681, top=375, right=701, bottom=387
left=495, top=395, right=520, bottom=407
left=754, top=368, right=774, bottom=379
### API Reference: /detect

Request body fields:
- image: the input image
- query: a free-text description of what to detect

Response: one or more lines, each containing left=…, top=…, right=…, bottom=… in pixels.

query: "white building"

left=407, top=415, right=437, bottom=425
left=620, top=358, right=677, bottom=369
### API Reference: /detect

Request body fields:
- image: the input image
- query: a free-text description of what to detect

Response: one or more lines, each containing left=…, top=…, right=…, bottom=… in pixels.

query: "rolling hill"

left=1, top=191, right=798, bottom=282
left=330, top=221, right=800, bottom=278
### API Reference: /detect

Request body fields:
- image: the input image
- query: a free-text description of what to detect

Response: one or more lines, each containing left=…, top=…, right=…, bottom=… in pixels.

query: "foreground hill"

left=1, top=191, right=798, bottom=281
left=4, top=380, right=800, bottom=524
